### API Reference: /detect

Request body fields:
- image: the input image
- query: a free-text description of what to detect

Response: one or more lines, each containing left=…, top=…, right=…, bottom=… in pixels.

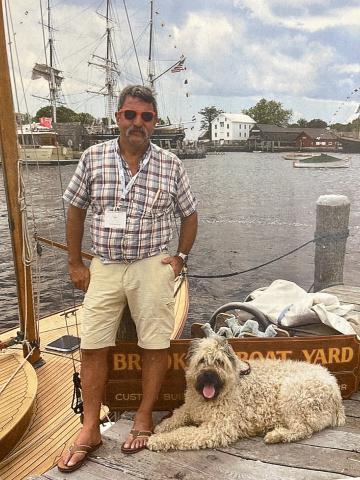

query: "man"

left=58, top=85, right=197, bottom=472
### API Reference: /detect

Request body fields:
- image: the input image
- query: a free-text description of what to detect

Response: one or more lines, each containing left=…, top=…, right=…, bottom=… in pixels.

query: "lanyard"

left=116, top=143, right=151, bottom=200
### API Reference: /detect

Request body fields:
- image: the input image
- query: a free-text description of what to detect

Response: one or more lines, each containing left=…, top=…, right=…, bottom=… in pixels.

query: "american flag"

left=171, top=56, right=186, bottom=73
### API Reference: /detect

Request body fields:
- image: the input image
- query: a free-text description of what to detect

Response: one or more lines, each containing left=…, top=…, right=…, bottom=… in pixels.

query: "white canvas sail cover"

left=32, top=63, right=64, bottom=86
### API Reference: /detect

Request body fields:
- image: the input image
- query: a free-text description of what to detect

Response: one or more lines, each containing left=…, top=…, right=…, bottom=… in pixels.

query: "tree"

left=77, top=112, right=96, bottom=125
left=331, top=122, right=348, bottom=132
left=243, top=98, right=292, bottom=126
left=306, top=118, right=328, bottom=128
left=34, top=105, right=79, bottom=123
left=198, top=106, right=224, bottom=140
left=296, top=118, right=308, bottom=127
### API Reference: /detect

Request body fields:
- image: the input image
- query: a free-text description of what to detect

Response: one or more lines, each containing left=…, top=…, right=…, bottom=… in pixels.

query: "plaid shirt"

left=63, top=139, right=197, bottom=262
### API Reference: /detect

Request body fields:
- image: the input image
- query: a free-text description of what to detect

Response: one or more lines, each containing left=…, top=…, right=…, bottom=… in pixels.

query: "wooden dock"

left=31, top=402, right=360, bottom=480
left=32, top=285, right=360, bottom=480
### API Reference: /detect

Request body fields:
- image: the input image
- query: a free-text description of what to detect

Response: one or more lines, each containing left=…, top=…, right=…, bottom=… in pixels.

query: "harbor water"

left=1, top=151, right=359, bottom=336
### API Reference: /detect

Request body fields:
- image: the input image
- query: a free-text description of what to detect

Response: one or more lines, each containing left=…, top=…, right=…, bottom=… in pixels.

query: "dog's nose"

left=200, top=370, right=218, bottom=383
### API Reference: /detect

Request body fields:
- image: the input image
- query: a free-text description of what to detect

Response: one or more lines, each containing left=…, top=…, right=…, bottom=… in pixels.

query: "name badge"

left=104, top=209, right=127, bottom=229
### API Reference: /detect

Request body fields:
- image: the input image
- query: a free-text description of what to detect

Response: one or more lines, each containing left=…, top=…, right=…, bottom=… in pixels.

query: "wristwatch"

left=176, top=252, right=188, bottom=263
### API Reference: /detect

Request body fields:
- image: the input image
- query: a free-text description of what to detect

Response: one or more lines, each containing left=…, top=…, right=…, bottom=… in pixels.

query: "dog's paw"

left=264, top=428, right=287, bottom=444
left=147, top=434, right=171, bottom=452
left=154, top=419, right=174, bottom=434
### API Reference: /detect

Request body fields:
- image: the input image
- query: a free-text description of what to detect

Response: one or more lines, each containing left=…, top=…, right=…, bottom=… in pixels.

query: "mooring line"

left=188, top=231, right=349, bottom=279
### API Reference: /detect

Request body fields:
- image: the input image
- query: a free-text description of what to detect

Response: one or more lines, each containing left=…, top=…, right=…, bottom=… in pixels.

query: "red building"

left=295, top=129, right=340, bottom=150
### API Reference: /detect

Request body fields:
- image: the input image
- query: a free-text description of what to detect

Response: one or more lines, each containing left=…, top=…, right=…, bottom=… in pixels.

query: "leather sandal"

left=121, top=429, right=152, bottom=454
left=57, top=441, right=103, bottom=472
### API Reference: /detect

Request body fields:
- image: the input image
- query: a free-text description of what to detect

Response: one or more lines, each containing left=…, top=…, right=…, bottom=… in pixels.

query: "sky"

left=5, top=0, right=360, bottom=139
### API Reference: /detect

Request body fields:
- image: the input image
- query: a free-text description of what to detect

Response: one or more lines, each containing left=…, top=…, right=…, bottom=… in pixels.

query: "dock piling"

left=314, top=195, right=350, bottom=291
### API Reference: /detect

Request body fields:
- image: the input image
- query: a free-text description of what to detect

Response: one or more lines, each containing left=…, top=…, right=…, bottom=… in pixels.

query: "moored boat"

left=283, top=152, right=318, bottom=160
left=17, top=124, right=75, bottom=164
left=293, top=153, right=351, bottom=168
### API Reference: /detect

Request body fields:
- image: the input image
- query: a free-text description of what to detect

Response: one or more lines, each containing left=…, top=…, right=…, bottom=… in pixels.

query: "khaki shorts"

left=81, top=253, right=175, bottom=350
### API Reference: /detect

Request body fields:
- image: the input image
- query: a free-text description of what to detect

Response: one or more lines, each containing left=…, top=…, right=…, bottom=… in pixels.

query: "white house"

left=211, top=113, right=255, bottom=143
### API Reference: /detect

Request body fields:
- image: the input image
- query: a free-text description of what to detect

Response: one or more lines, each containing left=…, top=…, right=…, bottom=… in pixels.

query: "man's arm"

left=177, top=211, right=198, bottom=256
left=162, top=211, right=198, bottom=276
left=66, top=204, right=90, bottom=292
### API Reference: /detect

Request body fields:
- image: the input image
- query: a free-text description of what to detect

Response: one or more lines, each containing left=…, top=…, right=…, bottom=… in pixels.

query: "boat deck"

left=31, top=285, right=360, bottom=480
left=0, top=275, right=188, bottom=480
left=0, top=311, right=83, bottom=480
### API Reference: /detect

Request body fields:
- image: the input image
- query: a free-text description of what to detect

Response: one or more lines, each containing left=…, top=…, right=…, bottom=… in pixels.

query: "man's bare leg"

left=122, top=348, right=168, bottom=451
left=61, top=347, right=109, bottom=467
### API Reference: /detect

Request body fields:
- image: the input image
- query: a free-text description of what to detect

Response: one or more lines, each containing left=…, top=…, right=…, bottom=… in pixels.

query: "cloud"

left=5, top=0, right=359, bottom=128
left=236, top=0, right=360, bottom=33
left=163, top=12, right=337, bottom=99
left=335, top=64, right=360, bottom=75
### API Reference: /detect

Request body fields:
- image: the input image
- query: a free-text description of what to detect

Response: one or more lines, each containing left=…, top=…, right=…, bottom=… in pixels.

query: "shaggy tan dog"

left=147, top=336, right=345, bottom=451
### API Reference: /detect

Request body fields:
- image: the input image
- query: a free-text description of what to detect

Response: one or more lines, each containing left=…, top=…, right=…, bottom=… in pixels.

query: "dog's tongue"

left=203, top=384, right=215, bottom=399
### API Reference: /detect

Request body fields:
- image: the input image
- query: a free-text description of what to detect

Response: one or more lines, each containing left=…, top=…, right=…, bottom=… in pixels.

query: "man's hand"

left=69, top=262, right=90, bottom=292
left=161, top=255, right=184, bottom=278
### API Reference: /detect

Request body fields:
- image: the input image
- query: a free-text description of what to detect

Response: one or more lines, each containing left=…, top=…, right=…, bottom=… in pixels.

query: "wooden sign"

left=105, top=335, right=360, bottom=412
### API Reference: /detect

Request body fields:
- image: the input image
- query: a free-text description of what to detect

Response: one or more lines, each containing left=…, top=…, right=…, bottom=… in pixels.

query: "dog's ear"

left=186, top=338, right=203, bottom=362
left=222, top=340, right=239, bottom=367
left=223, top=342, right=251, bottom=375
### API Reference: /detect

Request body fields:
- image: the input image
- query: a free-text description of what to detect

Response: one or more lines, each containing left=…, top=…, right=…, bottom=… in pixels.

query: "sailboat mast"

left=87, top=0, right=118, bottom=127
left=47, top=0, right=57, bottom=123
left=0, top=2, right=41, bottom=364
left=105, top=0, right=114, bottom=126
left=147, top=0, right=155, bottom=88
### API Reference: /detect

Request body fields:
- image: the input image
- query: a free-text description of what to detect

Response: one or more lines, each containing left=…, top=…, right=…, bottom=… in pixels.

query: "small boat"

left=293, top=153, right=351, bottom=168
left=17, top=124, right=75, bottom=164
left=283, top=152, right=318, bottom=160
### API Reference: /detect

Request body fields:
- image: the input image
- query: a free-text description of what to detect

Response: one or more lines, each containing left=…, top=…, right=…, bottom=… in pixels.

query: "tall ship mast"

left=83, top=0, right=187, bottom=148
left=31, top=0, right=64, bottom=123
left=147, top=0, right=155, bottom=87
left=146, top=0, right=186, bottom=95
left=87, top=0, right=120, bottom=129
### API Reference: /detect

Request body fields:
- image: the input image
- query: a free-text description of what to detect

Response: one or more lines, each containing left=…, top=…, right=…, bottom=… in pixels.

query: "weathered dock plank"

left=323, top=285, right=360, bottom=307
left=298, top=428, right=360, bottom=450
left=325, top=285, right=360, bottom=295
left=334, top=397, right=360, bottom=434
left=222, top=435, right=360, bottom=476
left=345, top=399, right=360, bottom=418
left=32, top=454, right=353, bottom=480
left=351, top=391, right=360, bottom=401
left=33, top=444, right=353, bottom=480
left=339, top=415, right=360, bottom=434
left=32, top=418, right=359, bottom=480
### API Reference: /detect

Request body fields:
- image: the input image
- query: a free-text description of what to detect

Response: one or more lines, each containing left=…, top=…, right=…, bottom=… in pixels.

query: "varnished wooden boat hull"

left=0, top=352, right=37, bottom=461
left=105, top=333, right=360, bottom=414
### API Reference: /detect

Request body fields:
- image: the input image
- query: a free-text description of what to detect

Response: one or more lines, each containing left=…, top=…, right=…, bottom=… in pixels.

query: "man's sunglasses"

left=118, top=109, right=156, bottom=122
